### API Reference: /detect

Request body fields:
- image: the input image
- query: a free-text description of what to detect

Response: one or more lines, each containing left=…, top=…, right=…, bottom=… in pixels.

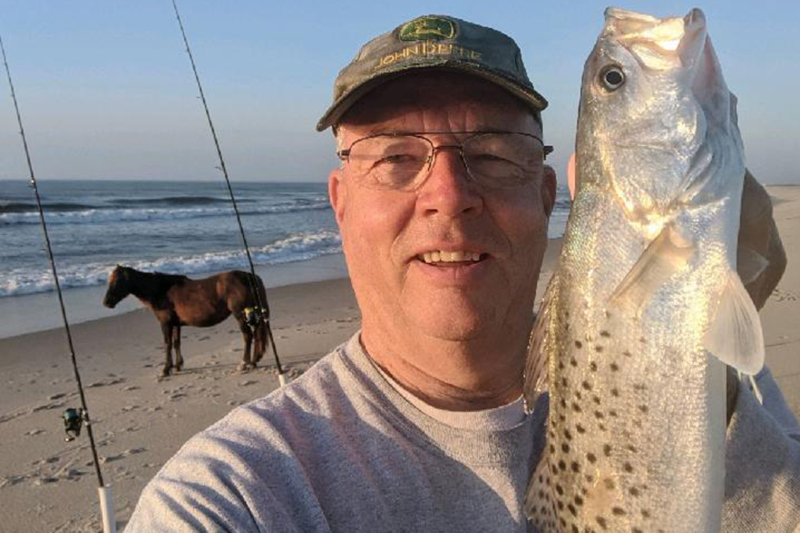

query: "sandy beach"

left=1, top=186, right=798, bottom=532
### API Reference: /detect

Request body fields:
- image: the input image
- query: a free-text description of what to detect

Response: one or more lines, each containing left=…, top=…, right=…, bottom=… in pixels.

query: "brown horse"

left=102, top=265, right=270, bottom=377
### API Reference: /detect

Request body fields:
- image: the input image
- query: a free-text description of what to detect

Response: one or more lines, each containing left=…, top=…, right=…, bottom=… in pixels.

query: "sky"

left=0, top=0, right=798, bottom=184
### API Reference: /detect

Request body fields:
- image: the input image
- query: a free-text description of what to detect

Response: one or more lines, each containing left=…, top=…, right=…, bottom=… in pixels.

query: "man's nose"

left=416, top=148, right=483, bottom=217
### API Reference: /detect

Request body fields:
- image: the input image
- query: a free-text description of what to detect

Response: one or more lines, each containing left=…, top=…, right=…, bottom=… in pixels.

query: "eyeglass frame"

left=336, top=130, right=554, bottom=191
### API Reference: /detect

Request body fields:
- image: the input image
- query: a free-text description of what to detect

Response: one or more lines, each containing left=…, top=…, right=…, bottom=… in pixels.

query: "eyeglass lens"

left=346, top=133, right=544, bottom=191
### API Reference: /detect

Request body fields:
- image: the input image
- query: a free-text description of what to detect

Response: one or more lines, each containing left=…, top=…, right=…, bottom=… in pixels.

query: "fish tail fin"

left=703, top=270, right=764, bottom=374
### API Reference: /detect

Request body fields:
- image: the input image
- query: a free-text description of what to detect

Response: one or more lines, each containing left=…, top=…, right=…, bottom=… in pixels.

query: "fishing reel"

left=62, top=407, right=86, bottom=442
left=244, top=306, right=268, bottom=328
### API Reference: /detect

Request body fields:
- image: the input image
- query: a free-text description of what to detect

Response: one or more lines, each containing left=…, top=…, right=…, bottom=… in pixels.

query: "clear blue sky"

left=1, top=1, right=798, bottom=184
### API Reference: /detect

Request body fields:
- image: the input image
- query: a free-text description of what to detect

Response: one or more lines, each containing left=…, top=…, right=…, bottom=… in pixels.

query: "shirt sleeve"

left=723, top=367, right=800, bottom=532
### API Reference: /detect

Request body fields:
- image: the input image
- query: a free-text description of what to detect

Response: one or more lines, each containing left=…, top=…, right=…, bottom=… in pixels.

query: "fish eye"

left=599, top=65, right=625, bottom=91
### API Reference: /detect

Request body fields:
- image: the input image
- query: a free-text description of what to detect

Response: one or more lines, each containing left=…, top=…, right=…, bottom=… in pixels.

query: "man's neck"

left=359, top=325, right=528, bottom=411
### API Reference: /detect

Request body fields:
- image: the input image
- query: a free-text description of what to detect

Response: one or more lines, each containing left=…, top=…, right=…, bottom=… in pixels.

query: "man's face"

left=329, top=72, right=556, bottom=346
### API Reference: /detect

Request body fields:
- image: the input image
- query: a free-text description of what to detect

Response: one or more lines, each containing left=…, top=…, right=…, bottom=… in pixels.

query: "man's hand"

left=737, top=170, right=787, bottom=310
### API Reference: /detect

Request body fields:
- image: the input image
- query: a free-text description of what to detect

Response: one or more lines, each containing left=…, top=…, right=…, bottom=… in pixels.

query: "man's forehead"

left=338, top=71, right=539, bottom=135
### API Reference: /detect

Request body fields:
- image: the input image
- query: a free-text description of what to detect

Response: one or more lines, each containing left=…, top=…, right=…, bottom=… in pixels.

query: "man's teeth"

left=421, top=251, right=482, bottom=263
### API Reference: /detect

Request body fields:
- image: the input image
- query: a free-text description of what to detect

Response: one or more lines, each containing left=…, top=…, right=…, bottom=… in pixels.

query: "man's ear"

left=541, top=165, right=557, bottom=217
left=328, top=168, right=347, bottom=226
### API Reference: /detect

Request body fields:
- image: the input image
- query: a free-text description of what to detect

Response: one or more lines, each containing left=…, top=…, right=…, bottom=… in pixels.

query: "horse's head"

left=103, top=265, right=132, bottom=308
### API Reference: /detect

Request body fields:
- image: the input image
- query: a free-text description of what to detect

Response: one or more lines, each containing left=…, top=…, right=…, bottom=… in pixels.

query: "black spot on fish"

left=570, top=358, right=578, bottom=367
left=612, top=507, right=626, bottom=516
left=593, top=395, right=601, bottom=405
left=558, top=361, right=565, bottom=370
left=560, top=398, right=567, bottom=409
left=560, top=517, right=567, bottom=529
left=596, top=516, right=608, bottom=530
left=634, top=383, right=647, bottom=391
left=603, top=444, right=612, bottom=456
left=550, top=444, right=556, bottom=454
left=609, top=409, right=618, bottom=417
left=576, top=423, right=586, bottom=434
left=564, top=429, right=573, bottom=440
left=572, top=402, right=582, bottom=413
left=598, top=423, right=607, bottom=431
left=639, top=336, right=646, bottom=344
left=576, top=391, right=583, bottom=401
left=562, top=443, right=570, bottom=454
left=629, top=487, right=640, bottom=497
left=624, top=462, right=634, bottom=473
left=600, top=330, right=611, bottom=338
left=595, top=345, right=604, bottom=353
left=571, top=461, right=580, bottom=473
left=585, top=474, right=594, bottom=483
left=633, top=419, right=643, bottom=429
left=559, top=414, right=566, bottom=422
left=572, top=525, right=580, bottom=533
left=638, top=404, right=648, bottom=413
left=589, top=361, right=598, bottom=372
left=610, top=362, right=620, bottom=372
left=633, top=528, right=643, bottom=533
left=582, top=381, right=592, bottom=390
left=568, top=503, right=577, bottom=516
left=626, top=444, right=637, bottom=453
left=611, top=388, right=619, bottom=397
left=575, top=340, right=583, bottom=349
left=574, top=495, right=584, bottom=506
left=594, top=410, right=604, bottom=420
left=623, top=350, right=632, bottom=357
left=557, top=501, right=565, bottom=511
left=558, top=459, right=567, bottom=471
left=604, top=478, right=615, bottom=490
left=562, top=377, right=569, bottom=387
left=587, top=452, right=597, bottom=463
left=642, top=510, right=651, bottom=519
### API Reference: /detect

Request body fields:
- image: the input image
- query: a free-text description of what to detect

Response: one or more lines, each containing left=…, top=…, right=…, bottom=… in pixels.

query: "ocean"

left=0, top=179, right=570, bottom=338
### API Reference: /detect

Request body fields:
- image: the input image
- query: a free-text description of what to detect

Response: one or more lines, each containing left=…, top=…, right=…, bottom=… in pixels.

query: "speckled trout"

left=523, top=8, right=765, bottom=533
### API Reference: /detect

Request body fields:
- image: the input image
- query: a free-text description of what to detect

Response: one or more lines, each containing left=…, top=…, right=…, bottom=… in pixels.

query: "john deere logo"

left=399, top=17, right=456, bottom=41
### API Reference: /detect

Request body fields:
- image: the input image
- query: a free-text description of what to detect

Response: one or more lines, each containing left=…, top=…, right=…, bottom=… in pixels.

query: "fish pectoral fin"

left=609, top=225, right=694, bottom=310
left=524, top=453, right=553, bottom=525
left=703, top=270, right=765, bottom=374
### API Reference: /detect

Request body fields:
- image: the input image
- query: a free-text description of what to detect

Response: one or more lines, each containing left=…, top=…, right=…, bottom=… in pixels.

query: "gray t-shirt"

left=125, top=334, right=800, bottom=532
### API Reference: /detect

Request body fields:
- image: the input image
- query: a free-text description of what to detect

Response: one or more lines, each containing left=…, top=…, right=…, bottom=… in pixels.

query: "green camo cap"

left=316, top=14, right=548, bottom=131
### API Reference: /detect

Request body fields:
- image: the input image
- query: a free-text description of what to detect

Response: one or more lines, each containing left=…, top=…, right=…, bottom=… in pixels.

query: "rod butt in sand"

left=98, top=485, right=117, bottom=533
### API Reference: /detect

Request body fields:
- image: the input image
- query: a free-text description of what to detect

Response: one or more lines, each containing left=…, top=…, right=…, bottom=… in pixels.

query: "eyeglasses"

left=337, top=131, right=553, bottom=191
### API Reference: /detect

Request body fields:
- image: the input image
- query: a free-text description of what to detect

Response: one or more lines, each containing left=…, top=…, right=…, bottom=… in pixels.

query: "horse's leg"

left=237, top=316, right=254, bottom=371
left=173, top=326, right=183, bottom=371
left=161, top=322, right=174, bottom=377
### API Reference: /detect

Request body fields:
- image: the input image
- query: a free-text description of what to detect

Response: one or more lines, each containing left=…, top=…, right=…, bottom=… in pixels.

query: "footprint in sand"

left=771, top=288, right=798, bottom=302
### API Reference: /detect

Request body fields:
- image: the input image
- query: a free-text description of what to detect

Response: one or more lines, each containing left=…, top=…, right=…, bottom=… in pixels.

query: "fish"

left=523, top=7, right=765, bottom=533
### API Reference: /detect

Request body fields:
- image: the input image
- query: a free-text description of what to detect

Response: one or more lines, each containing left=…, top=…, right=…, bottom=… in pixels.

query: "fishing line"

left=170, top=0, right=287, bottom=386
left=0, top=34, right=116, bottom=533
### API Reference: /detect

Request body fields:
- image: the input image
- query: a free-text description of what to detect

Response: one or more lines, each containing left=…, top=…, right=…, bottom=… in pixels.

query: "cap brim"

left=315, top=61, right=548, bottom=132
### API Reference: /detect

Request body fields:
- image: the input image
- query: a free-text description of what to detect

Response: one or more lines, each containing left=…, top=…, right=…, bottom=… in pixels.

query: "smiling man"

left=126, top=15, right=800, bottom=533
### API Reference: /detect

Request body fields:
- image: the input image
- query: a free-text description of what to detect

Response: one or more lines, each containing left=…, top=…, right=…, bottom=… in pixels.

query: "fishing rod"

left=170, top=0, right=287, bottom=386
left=0, top=34, right=117, bottom=533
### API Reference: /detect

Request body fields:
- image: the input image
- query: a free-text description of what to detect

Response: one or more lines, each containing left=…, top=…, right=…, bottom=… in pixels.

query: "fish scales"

left=524, top=7, right=764, bottom=533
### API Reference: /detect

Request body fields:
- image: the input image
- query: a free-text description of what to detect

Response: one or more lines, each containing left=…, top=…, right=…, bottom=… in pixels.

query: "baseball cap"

left=316, top=14, right=548, bottom=131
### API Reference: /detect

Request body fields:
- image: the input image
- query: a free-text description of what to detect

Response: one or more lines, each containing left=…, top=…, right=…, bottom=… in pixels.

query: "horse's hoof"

left=237, top=362, right=254, bottom=372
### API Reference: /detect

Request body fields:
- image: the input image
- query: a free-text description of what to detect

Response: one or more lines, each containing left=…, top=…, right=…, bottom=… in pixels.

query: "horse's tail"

left=252, top=274, right=270, bottom=364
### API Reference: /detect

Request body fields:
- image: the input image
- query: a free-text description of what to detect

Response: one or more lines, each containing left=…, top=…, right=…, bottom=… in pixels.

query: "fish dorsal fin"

left=703, top=270, right=765, bottom=375
left=609, top=225, right=694, bottom=310
left=524, top=273, right=559, bottom=413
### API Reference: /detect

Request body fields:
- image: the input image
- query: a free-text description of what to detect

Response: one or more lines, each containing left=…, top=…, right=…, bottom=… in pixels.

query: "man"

left=126, top=15, right=799, bottom=532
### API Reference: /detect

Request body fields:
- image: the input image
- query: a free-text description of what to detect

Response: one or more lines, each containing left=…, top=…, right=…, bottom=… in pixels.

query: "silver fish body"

left=524, top=8, right=764, bottom=533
